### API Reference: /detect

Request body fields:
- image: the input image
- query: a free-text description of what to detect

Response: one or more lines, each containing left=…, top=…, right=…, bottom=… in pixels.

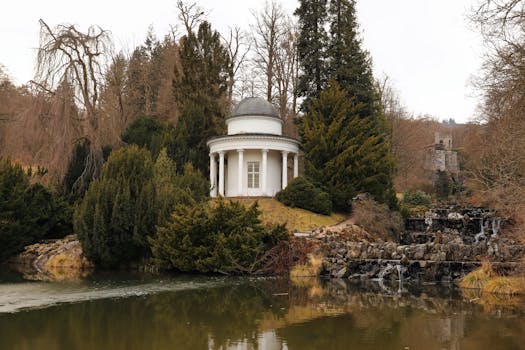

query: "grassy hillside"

left=217, top=198, right=346, bottom=232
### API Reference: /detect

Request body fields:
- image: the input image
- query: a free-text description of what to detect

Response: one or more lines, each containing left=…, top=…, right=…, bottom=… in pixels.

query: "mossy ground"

left=212, top=197, right=346, bottom=232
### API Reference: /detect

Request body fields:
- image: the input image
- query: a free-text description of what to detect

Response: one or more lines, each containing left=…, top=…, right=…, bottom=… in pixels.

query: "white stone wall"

left=226, top=151, right=238, bottom=197
left=227, top=115, right=282, bottom=135
left=266, top=150, right=282, bottom=196
left=224, top=149, right=283, bottom=197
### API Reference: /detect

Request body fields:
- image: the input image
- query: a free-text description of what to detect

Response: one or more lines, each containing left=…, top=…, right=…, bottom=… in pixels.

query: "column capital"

left=281, top=150, right=289, bottom=156
left=218, top=151, right=225, bottom=156
left=262, top=148, right=269, bottom=153
left=236, top=148, right=244, bottom=153
left=209, top=152, right=216, bottom=158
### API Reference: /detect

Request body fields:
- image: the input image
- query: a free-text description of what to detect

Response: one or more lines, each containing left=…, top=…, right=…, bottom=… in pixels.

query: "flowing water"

left=0, top=269, right=524, bottom=350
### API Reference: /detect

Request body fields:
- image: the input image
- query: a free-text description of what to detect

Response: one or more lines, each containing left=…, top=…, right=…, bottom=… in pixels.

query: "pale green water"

left=0, top=270, right=524, bottom=350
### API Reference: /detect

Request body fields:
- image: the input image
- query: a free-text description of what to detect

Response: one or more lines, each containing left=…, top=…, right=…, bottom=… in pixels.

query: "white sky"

left=0, top=0, right=483, bottom=122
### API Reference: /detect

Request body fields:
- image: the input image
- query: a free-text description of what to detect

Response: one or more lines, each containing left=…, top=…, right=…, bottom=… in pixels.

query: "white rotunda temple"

left=207, top=97, right=300, bottom=197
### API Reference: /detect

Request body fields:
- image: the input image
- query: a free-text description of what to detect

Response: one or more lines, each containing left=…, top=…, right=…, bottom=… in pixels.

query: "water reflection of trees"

left=0, top=278, right=524, bottom=350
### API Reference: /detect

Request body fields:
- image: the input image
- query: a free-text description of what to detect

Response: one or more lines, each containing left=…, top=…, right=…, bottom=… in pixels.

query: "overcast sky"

left=0, top=0, right=483, bottom=122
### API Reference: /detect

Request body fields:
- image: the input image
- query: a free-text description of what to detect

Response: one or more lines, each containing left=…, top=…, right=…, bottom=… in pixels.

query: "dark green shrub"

left=154, top=149, right=209, bottom=225
left=402, top=190, right=432, bottom=207
left=275, top=177, right=332, bottom=215
left=122, top=116, right=167, bottom=156
left=62, top=141, right=91, bottom=201
left=0, top=160, right=72, bottom=261
left=74, top=146, right=157, bottom=267
left=149, top=200, right=288, bottom=274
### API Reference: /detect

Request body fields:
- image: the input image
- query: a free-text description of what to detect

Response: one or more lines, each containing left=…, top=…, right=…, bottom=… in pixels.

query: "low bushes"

left=276, top=177, right=332, bottom=215
left=352, top=197, right=404, bottom=241
left=149, top=200, right=288, bottom=274
left=402, top=190, right=432, bottom=207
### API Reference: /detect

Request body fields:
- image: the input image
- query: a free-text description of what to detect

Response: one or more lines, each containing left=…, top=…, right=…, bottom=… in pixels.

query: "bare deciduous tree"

left=251, top=1, right=286, bottom=102
left=176, top=0, right=206, bottom=36
left=222, top=26, right=251, bottom=106
left=274, top=20, right=299, bottom=119
left=465, top=1, right=525, bottom=223
left=31, top=19, right=113, bottom=190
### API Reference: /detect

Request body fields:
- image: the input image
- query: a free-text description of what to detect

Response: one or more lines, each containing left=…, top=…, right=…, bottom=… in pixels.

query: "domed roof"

left=229, top=97, right=280, bottom=119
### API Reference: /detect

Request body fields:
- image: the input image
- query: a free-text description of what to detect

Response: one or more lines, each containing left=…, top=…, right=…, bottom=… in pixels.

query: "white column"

left=281, top=151, right=288, bottom=189
left=237, top=149, right=244, bottom=196
left=218, top=151, right=225, bottom=197
left=293, top=153, right=299, bottom=178
left=209, top=153, right=217, bottom=197
left=262, top=149, right=268, bottom=195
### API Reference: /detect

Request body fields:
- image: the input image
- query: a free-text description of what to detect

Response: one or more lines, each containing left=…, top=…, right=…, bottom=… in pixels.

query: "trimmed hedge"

left=275, top=177, right=332, bottom=215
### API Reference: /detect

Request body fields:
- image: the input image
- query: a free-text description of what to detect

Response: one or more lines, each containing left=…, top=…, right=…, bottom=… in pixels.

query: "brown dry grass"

left=220, top=198, right=346, bottom=232
left=290, top=254, right=323, bottom=278
left=459, top=263, right=525, bottom=295
left=459, top=262, right=495, bottom=290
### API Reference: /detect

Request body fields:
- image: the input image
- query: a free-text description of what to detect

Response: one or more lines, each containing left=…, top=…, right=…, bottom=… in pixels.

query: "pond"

left=0, top=270, right=523, bottom=350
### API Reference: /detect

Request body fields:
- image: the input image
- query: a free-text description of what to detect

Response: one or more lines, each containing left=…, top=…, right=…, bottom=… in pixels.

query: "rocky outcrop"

left=320, top=232, right=524, bottom=282
left=8, top=235, right=93, bottom=281
left=311, top=207, right=524, bottom=282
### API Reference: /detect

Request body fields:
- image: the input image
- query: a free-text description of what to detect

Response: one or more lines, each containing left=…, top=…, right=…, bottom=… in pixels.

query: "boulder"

left=8, top=235, right=93, bottom=281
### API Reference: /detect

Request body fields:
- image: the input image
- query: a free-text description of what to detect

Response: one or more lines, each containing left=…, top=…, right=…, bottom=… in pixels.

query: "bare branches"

left=176, top=0, right=206, bottom=36
left=33, top=19, right=112, bottom=121
left=250, top=1, right=287, bottom=102
left=249, top=1, right=299, bottom=124
left=222, top=26, right=251, bottom=105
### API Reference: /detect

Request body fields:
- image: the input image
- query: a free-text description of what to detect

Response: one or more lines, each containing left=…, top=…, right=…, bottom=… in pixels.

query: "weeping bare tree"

left=31, top=19, right=113, bottom=192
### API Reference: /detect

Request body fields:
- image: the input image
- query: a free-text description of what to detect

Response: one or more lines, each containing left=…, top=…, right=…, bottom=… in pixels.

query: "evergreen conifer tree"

left=170, top=21, right=230, bottom=174
left=299, top=82, right=397, bottom=211
left=74, top=146, right=157, bottom=267
left=327, top=0, right=378, bottom=120
left=294, top=0, right=328, bottom=104
left=295, top=0, right=397, bottom=209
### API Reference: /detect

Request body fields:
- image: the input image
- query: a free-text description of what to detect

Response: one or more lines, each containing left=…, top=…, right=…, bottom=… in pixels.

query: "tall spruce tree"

left=294, top=0, right=328, bottom=104
left=299, top=82, right=397, bottom=211
left=170, top=21, right=230, bottom=174
left=327, top=0, right=379, bottom=120
left=295, top=0, right=396, bottom=209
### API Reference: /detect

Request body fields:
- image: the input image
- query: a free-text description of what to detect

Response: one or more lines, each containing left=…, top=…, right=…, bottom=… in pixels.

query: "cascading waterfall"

left=491, top=218, right=502, bottom=239
left=376, top=263, right=404, bottom=294
left=396, top=264, right=403, bottom=293
left=474, top=218, right=487, bottom=243
left=378, top=263, right=393, bottom=281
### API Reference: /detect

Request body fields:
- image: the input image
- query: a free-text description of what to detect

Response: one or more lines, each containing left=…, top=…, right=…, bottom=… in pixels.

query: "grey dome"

left=229, top=97, right=280, bottom=119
